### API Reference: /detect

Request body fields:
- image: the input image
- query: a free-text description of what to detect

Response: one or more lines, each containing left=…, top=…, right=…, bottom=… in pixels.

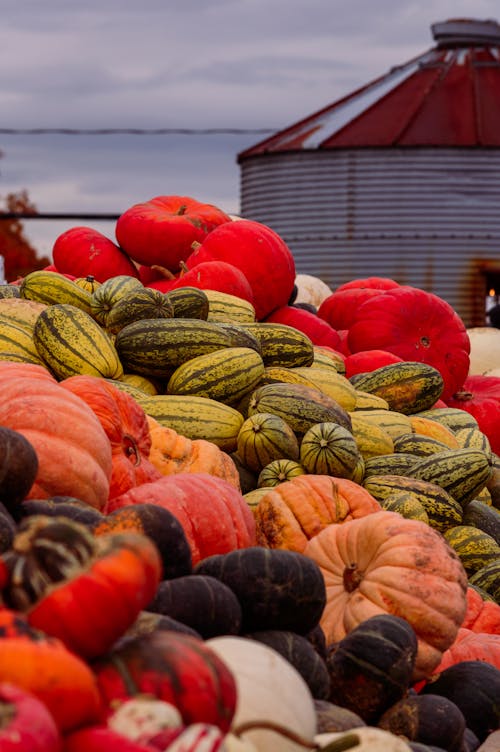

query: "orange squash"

left=61, top=375, right=162, bottom=500
left=146, top=416, right=241, bottom=490
left=0, top=362, right=112, bottom=509
left=254, top=474, right=381, bottom=552
left=304, top=510, right=468, bottom=680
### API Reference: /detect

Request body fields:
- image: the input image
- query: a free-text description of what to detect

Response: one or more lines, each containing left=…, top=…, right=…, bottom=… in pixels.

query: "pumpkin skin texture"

left=115, top=195, right=231, bottom=271
left=52, top=226, right=140, bottom=282
left=60, top=375, right=162, bottom=500
left=434, top=627, right=500, bottom=673
left=344, top=350, right=405, bottom=379
left=195, top=546, right=326, bottom=635
left=325, top=614, right=418, bottom=724
left=254, top=474, right=381, bottom=553
left=447, top=375, right=500, bottom=455
left=185, top=219, right=296, bottom=321
left=461, top=586, right=500, bottom=634
left=346, top=286, right=471, bottom=402
left=303, top=510, right=468, bottom=680
left=336, top=277, right=400, bottom=293
left=93, top=630, right=237, bottom=732
left=318, top=287, right=387, bottom=330
left=106, top=473, right=256, bottom=566
left=0, top=362, right=112, bottom=510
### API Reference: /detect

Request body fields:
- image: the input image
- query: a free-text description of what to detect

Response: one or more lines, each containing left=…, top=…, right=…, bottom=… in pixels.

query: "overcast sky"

left=1, top=0, right=498, bottom=259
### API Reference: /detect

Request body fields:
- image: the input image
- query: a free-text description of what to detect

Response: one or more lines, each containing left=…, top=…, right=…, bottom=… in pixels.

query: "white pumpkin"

left=466, top=327, right=500, bottom=375
left=294, top=274, right=333, bottom=308
left=315, top=726, right=412, bottom=751
left=206, top=636, right=316, bottom=752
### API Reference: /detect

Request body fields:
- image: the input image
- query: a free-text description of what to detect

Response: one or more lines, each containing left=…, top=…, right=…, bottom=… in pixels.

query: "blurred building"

left=238, top=18, right=500, bottom=326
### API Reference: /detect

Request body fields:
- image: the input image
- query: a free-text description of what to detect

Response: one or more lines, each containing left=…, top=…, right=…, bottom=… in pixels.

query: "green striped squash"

left=350, top=361, right=444, bottom=415
left=33, top=303, right=123, bottom=380
left=240, top=322, right=314, bottom=368
left=166, top=347, right=265, bottom=406
left=247, top=382, right=352, bottom=435
left=216, top=323, right=262, bottom=354
left=353, top=391, right=390, bottom=411
left=363, top=453, right=419, bottom=478
left=257, top=459, right=306, bottom=488
left=164, top=286, right=209, bottom=320
left=0, top=319, right=45, bottom=365
left=106, top=287, right=174, bottom=334
left=205, top=290, right=256, bottom=324
left=414, top=407, right=479, bottom=432
left=363, top=474, right=463, bottom=533
left=299, top=421, right=361, bottom=478
left=443, top=525, right=500, bottom=575
left=410, top=448, right=493, bottom=509
left=312, top=348, right=346, bottom=375
left=349, top=408, right=413, bottom=440
left=454, top=427, right=492, bottom=458
left=136, top=393, right=244, bottom=452
left=20, top=270, right=93, bottom=313
left=468, top=560, right=500, bottom=603
left=380, top=491, right=430, bottom=525
left=90, top=274, right=143, bottom=326
left=463, top=500, right=500, bottom=545
left=0, top=284, right=21, bottom=299
left=236, top=412, right=300, bottom=474
left=115, top=318, right=234, bottom=378
left=290, top=367, right=358, bottom=411
left=393, top=433, right=452, bottom=457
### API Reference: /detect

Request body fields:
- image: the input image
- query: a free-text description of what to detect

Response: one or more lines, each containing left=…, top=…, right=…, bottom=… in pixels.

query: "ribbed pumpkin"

left=304, top=510, right=468, bottom=680
left=61, top=375, right=162, bottom=500
left=146, top=415, right=241, bottom=489
left=434, top=627, right=500, bottom=673
left=106, top=473, right=256, bottom=566
left=0, top=362, right=112, bottom=509
left=299, top=421, right=361, bottom=478
left=236, top=412, right=300, bottom=474
left=254, top=474, right=381, bottom=552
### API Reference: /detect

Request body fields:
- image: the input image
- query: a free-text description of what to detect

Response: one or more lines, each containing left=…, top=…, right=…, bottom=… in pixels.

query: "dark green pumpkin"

left=194, top=546, right=326, bottom=635
left=326, top=613, right=418, bottom=724
left=164, top=286, right=209, bottom=320
left=147, top=574, right=242, bottom=638
left=245, top=629, right=330, bottom=700
left=0, top=426, right=39, bottom=517
left=313, top=699, right=366, bottom=734
left=377, top=693, right=466, bottom=752
left=19, top=496, right=103, bottom=526
left=462, top=499, right=500, bottom=545
left=421, top=660, right=500, bottom=742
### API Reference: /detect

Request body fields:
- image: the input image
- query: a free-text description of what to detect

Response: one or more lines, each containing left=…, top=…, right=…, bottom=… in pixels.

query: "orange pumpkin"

left=61, top=376, right=162, bottom=500
left=146, top=416, right=241, bottom=490
left=304, top=510, right=468, bottom=680
left=0, top=362, right=112, bottom=509
left=254, top=474, right=381, bottom=552
left=434, top=627, right=500, bottom=673
left=461, top=586, right=500, bottom=634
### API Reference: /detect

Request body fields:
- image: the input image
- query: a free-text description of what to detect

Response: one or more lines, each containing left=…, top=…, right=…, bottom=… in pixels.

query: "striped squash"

left=136, top=393, right=244, bottom=452
left=410, top=448, right=493, bottom=509
left=240, top=322, right=314, bottom=368
left=349, top=413, right=394, bottom=459
left=205, top=290, right=256, bottom=324
left=415, top=406, right=479, bottom=433
left=380, top=491, right=430, bottom=525
left=353, top=390, right=390, bottom=411
left=90, top=274, right=143, bottom=326
left=454, top=427, right=492, bottom=458
left=393, top=433, right=453, bottom=457
left=444, top=525, right=500, bottom=575
left=468, top=560, right=500, bottom=603
left=350, top=408, right=413, bottom=441
left=236, top=412, right=300, bottom=474
left=291, top=367, right=357, bottom=411
left=164, top=286, right=209, bottom=320
left=105, top=287, right=174, bottom=334
left=409, top=415, right=460, bottom=449
left=363, top=452, right=419, bottom=478
left=20, top=270, right=93, bottom=313
left=299, top=421, right=361, bottom=478
left=257, top=459, right=306, bottom=488
left=312, top=346, right=346, bottom=375
left=0, top=319, right=45, bottom=365
left=33, top=304, right=123, bottom=380
left=0, top=298, right=47, bottom=332
left=166, top=347, right=265, bottom=406
left=350, top=361, right=444, bottom=415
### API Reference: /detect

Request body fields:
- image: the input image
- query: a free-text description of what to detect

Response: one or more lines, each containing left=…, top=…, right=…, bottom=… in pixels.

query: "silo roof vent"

left=431, top=18, right=500, bottom=47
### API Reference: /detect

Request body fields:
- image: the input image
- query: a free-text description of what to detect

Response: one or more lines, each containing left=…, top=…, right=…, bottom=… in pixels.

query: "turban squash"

left=304, top=510, right=468, bottom=680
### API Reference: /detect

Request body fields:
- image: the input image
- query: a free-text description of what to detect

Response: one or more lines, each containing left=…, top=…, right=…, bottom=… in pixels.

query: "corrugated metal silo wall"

left=239, top=147, right=500, bottom=327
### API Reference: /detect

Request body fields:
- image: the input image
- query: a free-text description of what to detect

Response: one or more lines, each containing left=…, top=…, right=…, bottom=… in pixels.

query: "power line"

left=0, top=127, right=276, bottom=135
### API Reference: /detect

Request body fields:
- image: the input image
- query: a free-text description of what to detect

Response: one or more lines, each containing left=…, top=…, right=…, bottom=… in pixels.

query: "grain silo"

left=238, top=18, right=500, bottom=327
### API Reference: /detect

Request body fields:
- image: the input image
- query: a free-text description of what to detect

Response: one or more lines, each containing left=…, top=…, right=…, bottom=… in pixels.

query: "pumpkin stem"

left=0, top=703, right=15, bottom=729
left=343, top=562, right=363, bottom=593
left=176, top=204, right=188, bottom=216
left=232, top=721, right=360, bottom=751
left=451, top=390, right=474, bottom=402
left=123, top=435, right=141, bottom=466
left=178, top=260, right=189, bottom=276
left=150, top=265, right=175, bottom=280
left=190, top=241, right=201, bottom=252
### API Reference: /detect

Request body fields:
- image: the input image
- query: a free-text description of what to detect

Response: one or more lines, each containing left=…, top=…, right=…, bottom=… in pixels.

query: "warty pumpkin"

left=61, top=375, right=162, bottom=500
left=254, top=474, right=381, bottom=552
left=146, top=416, right=241, bottom=490
left=0, top=361, right=112, bottom=510
left=303, top=510, right=468, bottom=680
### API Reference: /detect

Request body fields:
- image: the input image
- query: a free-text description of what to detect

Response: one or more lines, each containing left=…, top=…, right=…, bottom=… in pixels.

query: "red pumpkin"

left=115, top=195, right=231, bottom=271
left=52, top=227, right=139, bottom=282
left=0, top=682, right=62, bottom=751
left=106, top=473, right=256, bottom=566
left=265, top=305, right=341, bottom=349
left=347, top=286, right=471, bottom=401
left=462, top=586, right=500, bottom=634
left=317, top=288, right=386, bottom=330
left=149, top=260, right=254, bottom=304
left=93, top=630, right=237, bottom=732
left=344, top=349, right=405, bottom=379
left=336, top=276, right=400, bottom=292
left=447, top=375, right=500, bottom=454
left=64, top=726, right=156, bottom=752
left=0, top=517, right=162, bottom=659
left=185, top=219, right=295, bottom=320
left=60, top=375, right=162, bottom=500
left=434, top=627, right=500, bottom=673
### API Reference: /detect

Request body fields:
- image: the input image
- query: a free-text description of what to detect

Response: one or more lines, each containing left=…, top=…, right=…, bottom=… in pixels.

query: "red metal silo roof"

left=239, top=18, right=500, bottom=156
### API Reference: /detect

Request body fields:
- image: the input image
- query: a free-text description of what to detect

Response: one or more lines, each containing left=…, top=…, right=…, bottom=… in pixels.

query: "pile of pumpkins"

left=0, top=194, right=499, bottom=752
